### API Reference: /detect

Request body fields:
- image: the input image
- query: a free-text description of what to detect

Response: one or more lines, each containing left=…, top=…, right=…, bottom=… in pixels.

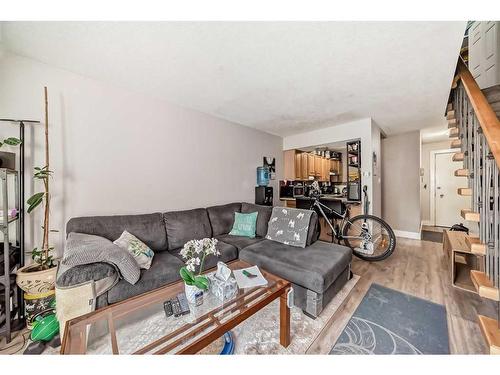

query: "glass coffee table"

left=60, top=260, right=291, bottom=354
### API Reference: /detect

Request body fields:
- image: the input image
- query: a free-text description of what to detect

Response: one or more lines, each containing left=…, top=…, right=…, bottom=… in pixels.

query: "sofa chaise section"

left=239, top=239, right=352, bottom=317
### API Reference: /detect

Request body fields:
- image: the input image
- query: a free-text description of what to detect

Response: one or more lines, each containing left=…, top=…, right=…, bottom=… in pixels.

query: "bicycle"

left=308, top=185, right=396, bottom=261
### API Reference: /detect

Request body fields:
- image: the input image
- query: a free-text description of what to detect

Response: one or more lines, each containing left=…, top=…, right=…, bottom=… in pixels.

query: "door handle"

left=440, top=194, right=444, bottom=198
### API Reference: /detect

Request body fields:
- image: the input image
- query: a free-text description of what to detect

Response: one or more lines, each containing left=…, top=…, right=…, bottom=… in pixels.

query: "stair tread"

left=451, top=139, right=462, bottom=148
left=465, top=235, right=487, bottom=255
left=449, top=128, right=459, bottom=138
left=452, top=152, right=464, bottom=162
left=478, top=315, right=500, bottom=355
left=457, top=187, right=472, bottom=196
left=454, top=168, right=469, bottom=177
left=471, top=270, right=500, bottom=301
left=461, top=209, right=480, bottom=222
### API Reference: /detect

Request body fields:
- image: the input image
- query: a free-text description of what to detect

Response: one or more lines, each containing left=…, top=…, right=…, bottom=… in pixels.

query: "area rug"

left=330, top=284, right=450, bottom=355
left=231, top=274, right=359, bottom=354
left=39, top=274, right=359, bottom=355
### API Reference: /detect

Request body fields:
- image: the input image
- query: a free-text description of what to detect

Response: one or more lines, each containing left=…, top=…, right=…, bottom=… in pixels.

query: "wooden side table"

left=443, top=230, right=482, bottom=293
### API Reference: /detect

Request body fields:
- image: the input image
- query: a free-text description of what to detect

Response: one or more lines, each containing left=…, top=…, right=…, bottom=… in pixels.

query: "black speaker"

left=255, top=186, right=273, bottom=206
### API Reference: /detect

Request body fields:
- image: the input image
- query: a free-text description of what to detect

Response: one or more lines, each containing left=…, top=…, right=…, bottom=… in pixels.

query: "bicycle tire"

left=342, top=214, right=396, bottom=261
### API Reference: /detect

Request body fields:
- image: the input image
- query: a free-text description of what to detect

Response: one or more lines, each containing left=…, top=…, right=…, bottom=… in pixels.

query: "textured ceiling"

left=1, top=21, right=466, bottom=136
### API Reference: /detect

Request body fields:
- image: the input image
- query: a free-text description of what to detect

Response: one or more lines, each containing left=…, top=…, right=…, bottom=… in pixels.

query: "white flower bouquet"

left=179, top=238, right=220, bottom=291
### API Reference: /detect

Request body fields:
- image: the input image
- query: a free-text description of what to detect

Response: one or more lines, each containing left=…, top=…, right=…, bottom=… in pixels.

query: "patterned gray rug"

left=330, top=284, right=450, bottom=354
left=41, top=275, right=360, bottom=355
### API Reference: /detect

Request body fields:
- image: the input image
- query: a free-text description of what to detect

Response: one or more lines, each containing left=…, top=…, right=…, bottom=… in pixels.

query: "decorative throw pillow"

left=265, top=207, right=313, bottom=248
left=113, top=230, right=154, bottom=269
left=229, top=212, right=258, bottom=238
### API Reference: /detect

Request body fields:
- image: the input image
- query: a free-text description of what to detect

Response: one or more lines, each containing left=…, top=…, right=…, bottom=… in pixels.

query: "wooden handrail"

left=457, top=58, right=500, bottom=170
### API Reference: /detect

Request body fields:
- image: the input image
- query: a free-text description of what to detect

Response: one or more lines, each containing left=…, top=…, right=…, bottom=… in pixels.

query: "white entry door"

left=434, top=151, right=469, bottom=227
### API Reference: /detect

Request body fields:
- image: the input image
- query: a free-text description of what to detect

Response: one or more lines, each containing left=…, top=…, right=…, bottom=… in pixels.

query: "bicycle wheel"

left=342, top=214, right=396, bottom=261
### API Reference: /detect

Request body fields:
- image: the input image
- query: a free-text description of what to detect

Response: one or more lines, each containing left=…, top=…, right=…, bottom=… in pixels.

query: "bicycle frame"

left=310, top=199, right=346, bottom=240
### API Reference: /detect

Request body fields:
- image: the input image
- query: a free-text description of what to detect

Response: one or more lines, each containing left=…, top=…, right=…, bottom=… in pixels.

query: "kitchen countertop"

left=280, top=194, right=361, bottom=204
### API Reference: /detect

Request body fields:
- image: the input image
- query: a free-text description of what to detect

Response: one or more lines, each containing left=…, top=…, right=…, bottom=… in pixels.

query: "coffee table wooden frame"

left=61, top=260, right=291, bottom=354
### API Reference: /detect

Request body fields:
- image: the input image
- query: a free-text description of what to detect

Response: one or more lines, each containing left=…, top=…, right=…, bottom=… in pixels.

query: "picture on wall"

left=263, top=156, right=276, bottom=180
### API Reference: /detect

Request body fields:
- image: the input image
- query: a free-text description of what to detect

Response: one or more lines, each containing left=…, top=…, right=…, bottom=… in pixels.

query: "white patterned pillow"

left=114, top=230, right=154, bottom=269
left=265, top=207, right=313, bottom=248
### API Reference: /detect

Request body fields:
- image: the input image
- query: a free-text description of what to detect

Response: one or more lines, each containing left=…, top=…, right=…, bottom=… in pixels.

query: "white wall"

left=0, top=53, right=283, bottom=257
left=283, top=118, right=382, bottom=215
left=371, top=124, right=382, bottom=217
left=382, top=131, right=421, bottom=236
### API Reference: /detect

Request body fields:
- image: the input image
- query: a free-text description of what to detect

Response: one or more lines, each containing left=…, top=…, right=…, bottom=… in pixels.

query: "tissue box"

left=207, top=274, right=238, bottom=302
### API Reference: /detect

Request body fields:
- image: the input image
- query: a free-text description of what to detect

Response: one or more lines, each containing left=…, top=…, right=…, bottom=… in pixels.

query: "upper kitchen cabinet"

left=469, top=21, right=500, bottom=89
left=284, top=149, right=342, bottom=181
left=314, top=155, right=322, bottom=177
left=284, top=150, right=302, bottom=180
left=321, top=157, right=330, bottom=181
left=307, top=153, right=316, bottom=176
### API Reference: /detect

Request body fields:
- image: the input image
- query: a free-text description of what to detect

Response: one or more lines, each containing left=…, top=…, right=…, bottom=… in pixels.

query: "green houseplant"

left=16, top=87, right=58, bottom=294
left=179, top=238, right=220, bottom=303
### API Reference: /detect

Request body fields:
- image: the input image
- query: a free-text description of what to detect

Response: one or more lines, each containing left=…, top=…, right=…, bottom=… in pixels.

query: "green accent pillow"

left=229, top=212, right=258, bottom=238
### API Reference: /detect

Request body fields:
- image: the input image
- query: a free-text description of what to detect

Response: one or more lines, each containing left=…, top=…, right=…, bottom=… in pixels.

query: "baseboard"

left=393, top=230, right=421, bottom=240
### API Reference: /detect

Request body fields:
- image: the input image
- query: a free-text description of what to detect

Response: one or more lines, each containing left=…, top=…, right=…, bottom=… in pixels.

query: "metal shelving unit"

left=0, top=118, right=39, bottom=343
left=0, top=168, right=23, bottom=343
left=346, top=140, right=361, bottom=201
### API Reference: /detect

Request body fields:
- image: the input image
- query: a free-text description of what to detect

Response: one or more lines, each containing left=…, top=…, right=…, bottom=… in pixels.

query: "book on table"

left=233, top=265, right=268, bottom=289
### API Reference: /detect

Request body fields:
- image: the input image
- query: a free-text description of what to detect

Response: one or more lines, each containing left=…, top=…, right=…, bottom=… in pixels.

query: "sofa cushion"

left=163, top=208, right=212, bottom=250
left=265, top=207, right=313, bottom=248
left=216, top=234, right=264, bottom=250
left=239, top=239, right=352, bottom=294
left=57, top=262, right=117, bottom=288
left=206, top=203, right=241, bottom=236
left=66, top=213, right=168, bottom=252
left=241, top=203, right=272, bottom=237
left=229, top=212, right=258, bottom=238
left=307, top=211, right=320, bottom=246
left=170, top=241, right=238, bottom=272
left=107, top=252, right=184, bottom=304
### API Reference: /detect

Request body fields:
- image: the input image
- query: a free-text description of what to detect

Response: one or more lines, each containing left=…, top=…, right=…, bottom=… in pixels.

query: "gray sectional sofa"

left=58, top=202, right=352, bottom=318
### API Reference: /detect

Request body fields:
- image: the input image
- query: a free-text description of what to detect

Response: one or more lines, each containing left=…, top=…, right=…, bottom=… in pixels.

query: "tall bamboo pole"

left=41, top=86, right=50, bottom=263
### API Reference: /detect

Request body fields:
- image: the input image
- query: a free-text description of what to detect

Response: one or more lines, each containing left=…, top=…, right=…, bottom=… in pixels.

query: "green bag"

left=31, top=313, right=59, bottom=342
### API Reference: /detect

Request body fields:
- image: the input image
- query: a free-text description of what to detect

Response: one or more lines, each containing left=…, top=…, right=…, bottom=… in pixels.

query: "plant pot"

left=184, top=283, right=205, bottom=304
left=16, top=263, right=58, bottom=294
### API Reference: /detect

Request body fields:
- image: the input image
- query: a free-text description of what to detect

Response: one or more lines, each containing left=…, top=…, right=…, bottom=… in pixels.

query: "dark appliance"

left=293, top=185, right=305, bottom=197
left=346, top=140, right=361, bottom=201
left=279, top=184, right=294, bottom=199
left=255, top=186, right=273, bottom=206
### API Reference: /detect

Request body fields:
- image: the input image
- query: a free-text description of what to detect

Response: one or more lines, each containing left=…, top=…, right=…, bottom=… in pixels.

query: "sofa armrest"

left=56, top=262, right=117, bottom=288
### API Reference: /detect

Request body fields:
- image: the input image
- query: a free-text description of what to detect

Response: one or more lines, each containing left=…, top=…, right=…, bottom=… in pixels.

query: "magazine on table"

left=233, top=265, right=268, bottom=289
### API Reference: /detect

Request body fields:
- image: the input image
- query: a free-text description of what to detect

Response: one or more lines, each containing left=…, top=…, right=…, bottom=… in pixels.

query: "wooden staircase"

left=449, top=59, right=500, bottom=354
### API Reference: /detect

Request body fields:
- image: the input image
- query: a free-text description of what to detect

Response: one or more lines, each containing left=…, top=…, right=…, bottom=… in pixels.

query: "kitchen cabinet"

left=284, top=150, right=303, bottom=180
left=330, top=159, right=342, bottom=181
left=314, top=155, right=322, bottom=177
left=283, top=149, right=343, bottom=181
left=307, top=154, right=315, bottom=176
left=322, top=158, right=330, bottom=181
left=283, top=150, right=310, bottom=180
left=301, top=153, right=309, bottom=179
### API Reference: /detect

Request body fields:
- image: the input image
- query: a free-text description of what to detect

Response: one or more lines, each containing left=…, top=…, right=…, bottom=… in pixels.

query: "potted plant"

left=179, top=238, right=220, bottom=303
left=16, top=87, right=58, bottom=294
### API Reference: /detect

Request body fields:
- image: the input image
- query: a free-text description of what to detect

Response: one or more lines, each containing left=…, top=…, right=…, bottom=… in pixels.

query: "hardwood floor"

left=306, top=237, right=498, bottom=354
